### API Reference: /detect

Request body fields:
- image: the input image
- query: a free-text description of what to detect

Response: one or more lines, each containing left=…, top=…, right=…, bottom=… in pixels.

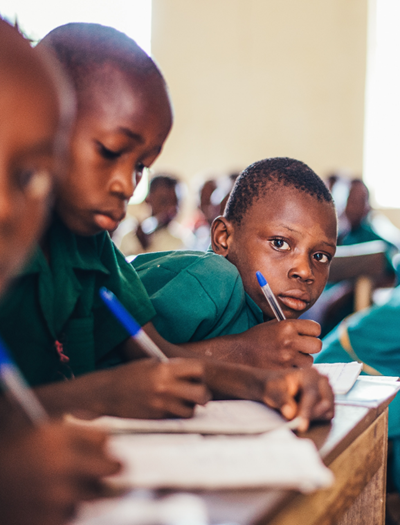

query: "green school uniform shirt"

left=132, top=249, right=264, bottom=343
left=0, top=215, right=156, bottom=386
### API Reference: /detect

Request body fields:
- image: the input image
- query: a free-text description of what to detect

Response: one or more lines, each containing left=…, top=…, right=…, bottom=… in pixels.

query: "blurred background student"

left=115, top=174, right=192, bottom=256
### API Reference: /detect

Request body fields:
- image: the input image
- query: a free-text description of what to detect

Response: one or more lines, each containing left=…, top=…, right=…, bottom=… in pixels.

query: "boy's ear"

left=211, top=216, right=234, bottom=257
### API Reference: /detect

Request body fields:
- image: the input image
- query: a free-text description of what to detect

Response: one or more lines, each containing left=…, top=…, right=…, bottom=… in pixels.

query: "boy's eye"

left=16, top=168, right=52, bottom=199
left=314, top=252, right=330, bottom=263
left=135, top=163, right=145, bottom=177
left=98, top=143, right=122, bottom=160
left=271, top=239, right=290, bottom=251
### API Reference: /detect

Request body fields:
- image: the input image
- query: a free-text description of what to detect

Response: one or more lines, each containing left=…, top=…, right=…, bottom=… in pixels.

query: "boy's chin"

left=57, top=213, right=104, bottom=237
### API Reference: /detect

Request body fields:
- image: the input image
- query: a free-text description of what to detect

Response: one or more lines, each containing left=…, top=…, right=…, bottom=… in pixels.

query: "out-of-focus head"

left=38, top=23, right=173, bottom=236
left=146, top=174, right=180, bottom=223
left=199, top=179, right=218, bottom=225
left=344, top=179, right=370, bottom=230
left=0, top=19, right=74, bottom=293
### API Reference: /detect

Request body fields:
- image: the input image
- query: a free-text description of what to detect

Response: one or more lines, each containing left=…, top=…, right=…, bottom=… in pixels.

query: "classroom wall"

left=151, top=0, right=368, bottom=186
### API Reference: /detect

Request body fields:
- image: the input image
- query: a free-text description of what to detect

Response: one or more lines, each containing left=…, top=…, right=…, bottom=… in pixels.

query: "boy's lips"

left=278, top=290, right=311, bottom=312
left=93, top=211, right=125, bottom=232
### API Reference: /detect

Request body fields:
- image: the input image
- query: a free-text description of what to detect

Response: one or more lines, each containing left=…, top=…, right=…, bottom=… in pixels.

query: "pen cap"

left=256, top=271, right=267, bottom=287
left=99, top=287, right=141, bottom=337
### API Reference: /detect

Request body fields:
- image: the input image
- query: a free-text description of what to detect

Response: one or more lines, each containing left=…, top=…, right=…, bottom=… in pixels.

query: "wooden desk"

left=73, top=387, right=396, bottom=525
left=201, top=397, right=392, bottom=525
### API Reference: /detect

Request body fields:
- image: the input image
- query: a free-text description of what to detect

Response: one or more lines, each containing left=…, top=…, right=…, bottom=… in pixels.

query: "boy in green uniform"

left=0, top=19, right=119, bottom=525
left=0, top=22, right=209, bottom=420
left=0, top=23, right=334, bottom=430
left=133, top=157, right=338, bottom=371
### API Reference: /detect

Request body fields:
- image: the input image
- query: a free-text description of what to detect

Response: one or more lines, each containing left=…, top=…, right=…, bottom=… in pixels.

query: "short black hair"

left=225, top=157, right=334, bottom=226
left=38, top=23, right=164, bottom=96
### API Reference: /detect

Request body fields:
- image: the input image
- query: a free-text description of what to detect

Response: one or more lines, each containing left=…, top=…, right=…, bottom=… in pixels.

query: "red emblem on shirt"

left=55, top=340, right=69, bottom=363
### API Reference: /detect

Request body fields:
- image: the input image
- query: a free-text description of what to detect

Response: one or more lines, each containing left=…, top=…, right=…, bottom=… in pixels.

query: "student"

left=0, top=22, right=210, bottom=420
left=0, top=23, right=334, bottom=430
left=132, top=157, right=338, bottom=368
left=118, top=174, right=187, bottom=256
left=0, top=19, right=120, bottom=525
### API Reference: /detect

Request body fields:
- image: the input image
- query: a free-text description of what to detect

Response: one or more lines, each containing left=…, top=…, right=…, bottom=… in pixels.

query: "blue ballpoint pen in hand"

left=0, top=337, right=48, bottom=424
left=256, top=271, right=286, bottom=321
left=256, top=272, right=309, bottom=431
left=99, top=287, right=169, bottom=362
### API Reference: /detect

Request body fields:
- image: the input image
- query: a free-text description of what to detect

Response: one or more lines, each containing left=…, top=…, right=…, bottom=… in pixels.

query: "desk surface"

left=73, top=384, right=396, bottom=525
left=198, top=390, right=394, bottom=525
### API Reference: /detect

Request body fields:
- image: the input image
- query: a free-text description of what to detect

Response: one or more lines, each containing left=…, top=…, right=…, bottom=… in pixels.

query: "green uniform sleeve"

left=133, top=251, right=247, bottom=344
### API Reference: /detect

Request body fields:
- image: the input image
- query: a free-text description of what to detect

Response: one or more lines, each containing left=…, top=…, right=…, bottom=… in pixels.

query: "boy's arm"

left=124, top=323, right=333, bottom=429
left=123, top=320, right=321, bottom=369
left=31, top=358, right=211, bottom=420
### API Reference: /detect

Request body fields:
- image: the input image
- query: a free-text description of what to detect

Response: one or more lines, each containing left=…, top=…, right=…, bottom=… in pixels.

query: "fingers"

left=64, top=427, right=121, bottom=478
left=262, top=368, right=334, bottom=431
left=70, top=450, right=121, bottom=480
left=168, top=380, right=212, bottom=406
left=295, top=369, right=334, bottom=430
left=125, top=359, right=211, bottom=418
left=294, top=319, right=321, bottom=337
left=291, top=351, right=314, bottom=368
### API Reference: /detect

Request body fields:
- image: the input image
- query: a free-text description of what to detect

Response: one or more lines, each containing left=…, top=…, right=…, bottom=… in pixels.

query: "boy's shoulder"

left=132, top=249, right=239, bottom=280
left=132, top=249, right=241, bottom=299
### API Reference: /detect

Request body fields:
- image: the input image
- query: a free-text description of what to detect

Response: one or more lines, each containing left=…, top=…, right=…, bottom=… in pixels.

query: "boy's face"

left=212, top=187, right=337, bottom=320
left=0, top=28, right=63, bottom=293
left=55, top=66, right=172, bottom=236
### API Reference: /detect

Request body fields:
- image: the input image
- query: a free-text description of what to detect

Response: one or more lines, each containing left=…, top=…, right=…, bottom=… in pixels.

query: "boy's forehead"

left=241, top=185, right=337, bottom=235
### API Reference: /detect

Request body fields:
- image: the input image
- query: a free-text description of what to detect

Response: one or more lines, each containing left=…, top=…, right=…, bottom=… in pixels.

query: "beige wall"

left=151, top=0, right=368, bottom=186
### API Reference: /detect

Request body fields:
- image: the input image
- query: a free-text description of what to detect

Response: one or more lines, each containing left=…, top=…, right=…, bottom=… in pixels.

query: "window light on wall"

left=364, top=0, right=400, bottom=208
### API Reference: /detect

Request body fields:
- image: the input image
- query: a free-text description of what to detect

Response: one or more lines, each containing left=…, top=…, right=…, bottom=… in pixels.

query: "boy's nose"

left=108, top=166, right=136, bottom=200
left=289, top=255, right=314, bottom=283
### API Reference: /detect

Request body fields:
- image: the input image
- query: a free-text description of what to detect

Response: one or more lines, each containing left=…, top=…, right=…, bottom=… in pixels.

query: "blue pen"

left=0, top=337, right=48, bottom=424
left=256, top=271, right=286, bottom=321
left=99, top=287, right=169, bottom=362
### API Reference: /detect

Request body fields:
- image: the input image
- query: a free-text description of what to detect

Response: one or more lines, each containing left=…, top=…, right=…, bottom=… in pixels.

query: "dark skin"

left=203, top=188, right=337, bottom=369
left=34, top=62, right=212, bottom=419
left=131, top=188, right=337, bottom=370
left=0, top=20, right=120, bottom=525
left=0, top=424, right=120, bottom=525
left=21, top=55, right=334, bottom=430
